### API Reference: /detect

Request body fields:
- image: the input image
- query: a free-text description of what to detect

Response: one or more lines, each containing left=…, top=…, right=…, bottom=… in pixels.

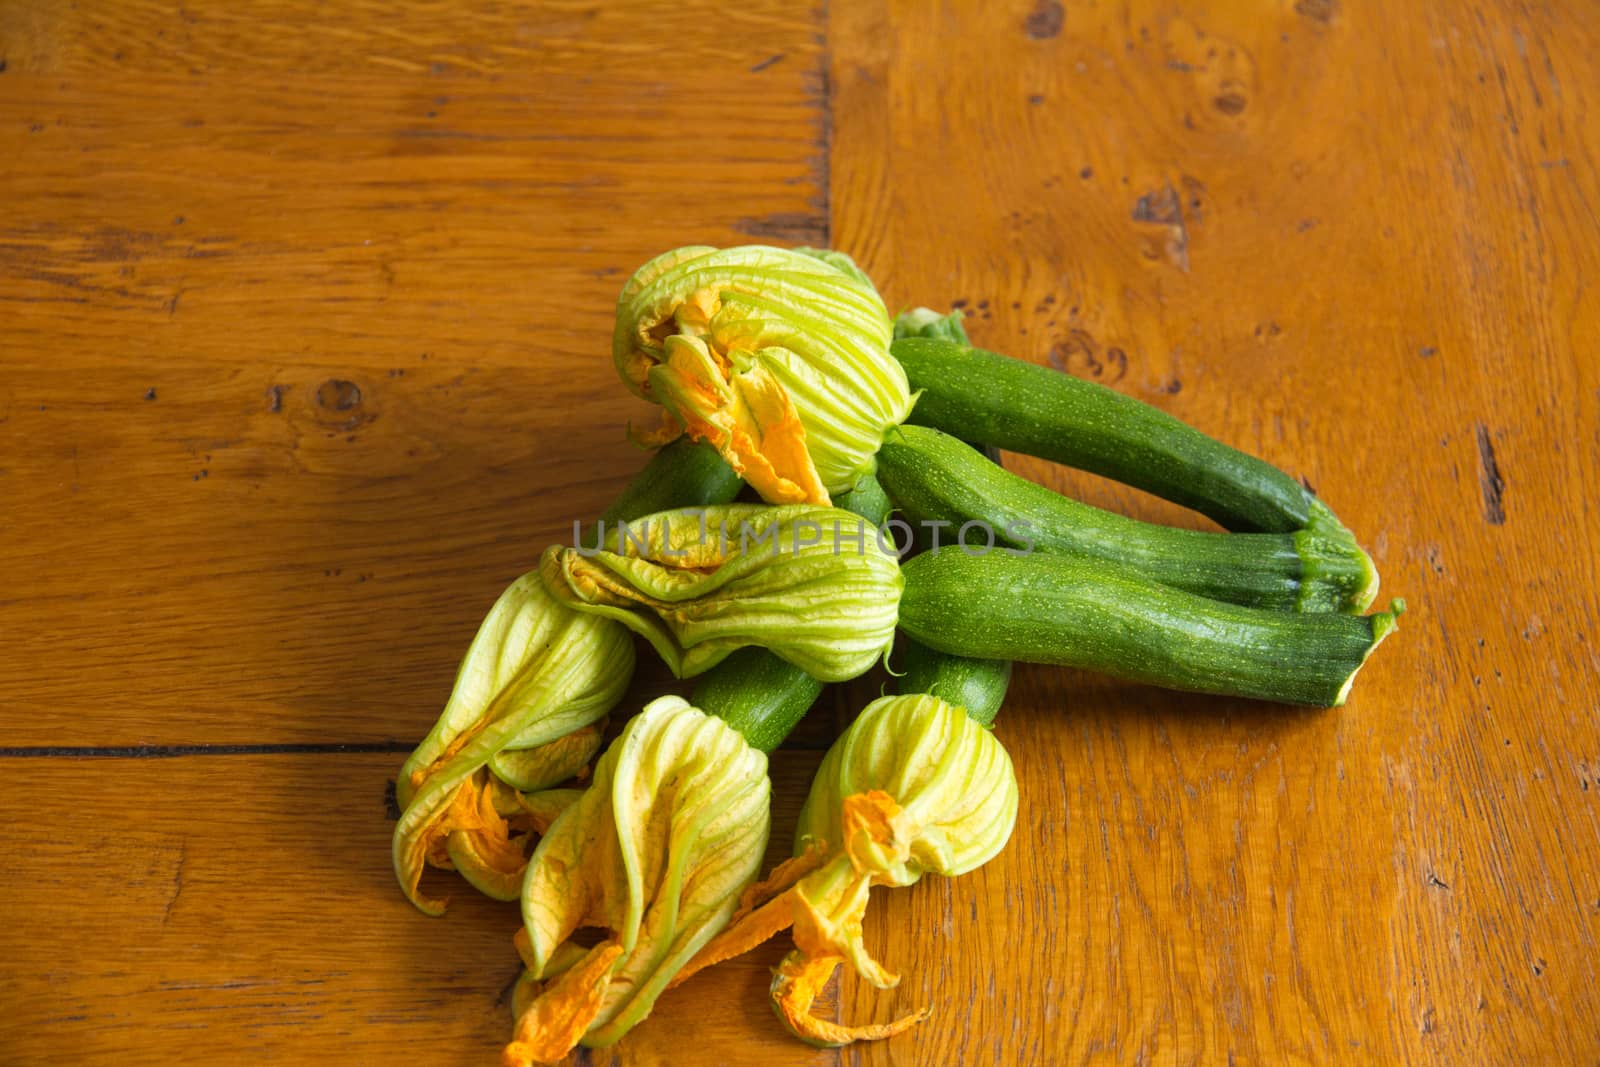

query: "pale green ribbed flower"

left=392, top=571, right=634, bottom=915
left=613, top=244, right=911, bottom=505
left=673, top=694, right=1019, bottom=1047
left=502, top=696, right=770, bottom=1064
left=541, top=503, right=901, bottom=682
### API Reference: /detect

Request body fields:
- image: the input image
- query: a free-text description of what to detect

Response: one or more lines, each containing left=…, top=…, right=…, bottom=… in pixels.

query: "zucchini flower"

left=503, top=695, right=770, bottom=1064
left=541, top=503, right=901, bottom=682
left=393, top=571, right=635, bottom=915
left=613, top=244, right=912, bottom=505
left=671, top=694, right=1019, bottom=1046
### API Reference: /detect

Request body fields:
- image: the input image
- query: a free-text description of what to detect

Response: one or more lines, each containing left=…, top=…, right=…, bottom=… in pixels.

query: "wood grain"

left=3, top=0, right=1598, bottom=1064
left=830, top=0, right=1600, bottom=1063
left=0, top=751, right=832, bottom=1066
left=0, top=2, right=825, bottom=745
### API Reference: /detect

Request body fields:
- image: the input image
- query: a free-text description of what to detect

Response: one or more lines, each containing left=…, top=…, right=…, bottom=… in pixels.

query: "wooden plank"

left=0, top=2, right=815, bottom=77
left=0, top=750, right=836, bottom=1066
left=0, top=2, right=827, bottom=746
left=0, top=345, right=866, bottom=749
left=0, top=74, right=825, bottom=373
left=830, top=0, right=1600, bottom=1063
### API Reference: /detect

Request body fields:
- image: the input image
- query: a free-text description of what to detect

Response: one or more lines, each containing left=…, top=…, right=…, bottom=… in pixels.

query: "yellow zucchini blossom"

left=613, top=244, right=912, bottom=505
left=503, top=696, right=770, bottom=1065
left=541, top=503, right=901, bottom=683
left=672, top=694, right=1019, bottom=1046
left=393, top=571, right=635, bottom=915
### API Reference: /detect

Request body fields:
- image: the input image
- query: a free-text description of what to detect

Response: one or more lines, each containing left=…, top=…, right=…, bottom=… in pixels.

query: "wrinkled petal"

left=797, top=695, right=1019, bottom=881
left=771, top=951, right=929, bottom=1048
left=443, top=780, right=582, bottom=902
left=675, top=694, right=1019, bottom=1047
left=397, top=573, right=628, bottom=807
left=647, top=334, right=829, bottom=504
left=667, top=850, right=819, bottom=991
left=394, top=769, right=504, bottom=914
left=613, top=245, right=910, bottom=500
left=445, top=827, right=528, bottom=902
left=392, top=574, right=634, bottom=914
left=510, top=696, right=770, bottom=1056
left=502, top=942, right=625, bottom=1067
left=490, top=719, right=606, bottom=792
left=542, top=504, right=901, bottom=682
left=512, top=788, right=583, bottom=833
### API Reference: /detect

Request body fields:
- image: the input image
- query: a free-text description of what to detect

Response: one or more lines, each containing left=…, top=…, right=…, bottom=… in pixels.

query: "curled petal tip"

left=393, top=573, right=634, bottom=910
left=674, top=694, right=1017, bottom=1046
left=771, top=952, right=929, bottom=1048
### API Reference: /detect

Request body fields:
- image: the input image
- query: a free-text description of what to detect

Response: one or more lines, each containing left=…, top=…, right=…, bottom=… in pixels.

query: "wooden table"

left=4, top=2, right=1596, bottom=1063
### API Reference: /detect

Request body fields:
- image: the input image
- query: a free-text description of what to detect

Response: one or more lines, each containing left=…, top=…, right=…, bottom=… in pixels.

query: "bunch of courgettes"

left=881, top=308, right=1400, bottom=711
left=700, top=303, right=1399, bottom=733
left=390, top=244, right=1400, bottom=1062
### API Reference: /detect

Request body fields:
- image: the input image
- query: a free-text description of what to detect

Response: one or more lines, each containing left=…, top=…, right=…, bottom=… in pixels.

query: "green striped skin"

left=894, top=638, right=1011, bottom=727
left=899, top=551, right=1402, bottom=708
left=891, top=336, right=1316, bottom=534
left=834, top=471, right=893, bottom=527
left=690, top=646, right=826, bottom=754
left=575, top=438, right=743, bottom=550
left=878, top=425, right=1377, bottom=614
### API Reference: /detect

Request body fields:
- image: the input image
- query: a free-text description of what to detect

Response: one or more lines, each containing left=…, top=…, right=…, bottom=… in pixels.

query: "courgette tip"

left=1333, top=598, right=1405, bottom=706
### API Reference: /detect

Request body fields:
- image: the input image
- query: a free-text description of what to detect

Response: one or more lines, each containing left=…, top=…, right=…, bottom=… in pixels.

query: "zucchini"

left=834, top=471, right=893, bottom=526
left=898, top=551, right=1402, bottom=707
left=690, top=646, right=825, bottom=753
left=894, top=638, right=1011, bottom=727
left=878, top=425, right=1376, bottom=613
left=582, top=437, right=744, bottom=546
left=891, top=335, right=1316, bottom=534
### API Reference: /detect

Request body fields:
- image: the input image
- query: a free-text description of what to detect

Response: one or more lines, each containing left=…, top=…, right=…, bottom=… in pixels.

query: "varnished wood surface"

left=832, top=2, right=1600, bottom=1063
left=3, top=1, right=1596, bottom=1064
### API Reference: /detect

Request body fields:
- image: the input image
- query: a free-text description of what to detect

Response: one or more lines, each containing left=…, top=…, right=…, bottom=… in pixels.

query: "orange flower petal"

left=502, top=941, right=625, bottom=1067
left=770, top=951, right=929, bottom=1048
left=722, top=367, right=830, bottom=505
left=626, top=409, right=685, bottom=450
left=646, top=335, right=830, bottom=506
left=840, top=790, right=904, bottom=869
left=399, top=769, right=510, bottom=912
left=741, top=846, right=830, bottom=913
left=792, top=868, right=901, bottom=990
left=668, top=889, right=798, bottom=991
left=669, top=843, right=829, bottom=989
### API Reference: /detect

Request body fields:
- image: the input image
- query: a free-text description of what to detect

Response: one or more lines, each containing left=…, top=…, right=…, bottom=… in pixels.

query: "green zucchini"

left=581, top=437, right=744, bottom=546
left=878, top=425, right=1376, bottom=613
left=893, top=306, right=973, bottom=345
left=859, top=368, right=1016, bottom=725
left=894, top=638, right=1011, bottom=727
left=891, top=335, right=1317, bottom=534
left=690, top=646, right=826, bottom=753
left=898, top=550, right=1402, bottom=707
left=834, top=471, right=893, bottom=526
